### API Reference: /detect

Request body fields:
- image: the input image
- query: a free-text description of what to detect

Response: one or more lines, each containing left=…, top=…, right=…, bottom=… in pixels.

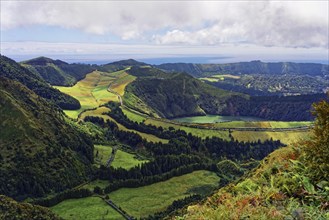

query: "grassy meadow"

left=51, top=196, right=124, bottom=220
left=55, top=70, right=118, bottom=118
left=232, top=130, right=310, bottom=145
left=121, top=108, right=147, bottom=123
left=174, top=115, right=264, bottom=124
left=108, top=170, right=220, bottom=218
left=94, top=145, right=148, bottom=169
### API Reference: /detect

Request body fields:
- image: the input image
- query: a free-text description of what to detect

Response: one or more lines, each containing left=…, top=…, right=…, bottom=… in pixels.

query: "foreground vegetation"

left=178, top=100, right=329, bottom=219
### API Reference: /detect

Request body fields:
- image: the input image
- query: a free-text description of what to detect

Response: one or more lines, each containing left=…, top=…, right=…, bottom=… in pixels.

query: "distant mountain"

left=1, top=55, right=81, bottom=110
left=156, top=61, right=329, bottom=77
left=125, top=66, right=326, bottom=120
left=101, top=59, right=149, bottom=72
left=0, top=195, right=60, bottom=219
left=21, top=56, right=95, bottom=86
left=0, top=77, right=93, bottom=200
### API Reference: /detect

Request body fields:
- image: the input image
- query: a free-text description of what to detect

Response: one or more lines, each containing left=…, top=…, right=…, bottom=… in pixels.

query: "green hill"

left=0, top=55, right=81, bottom=110
left=100, top=59, right=148, bottom=72
left=0, top=195, right=60, bottom=220
left=21, top=56, right=95, bottom=86
left=124, top=67, right=325, bottom=121
left=0, top=77, right=93, bottom=200
left=157, top=61, right=329, bottom=96
left=124, top=67, right=245, bottom=118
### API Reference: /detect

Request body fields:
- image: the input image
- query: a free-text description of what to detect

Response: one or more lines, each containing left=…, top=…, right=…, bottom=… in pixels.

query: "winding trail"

left=107, top=81, right=123, bottom=106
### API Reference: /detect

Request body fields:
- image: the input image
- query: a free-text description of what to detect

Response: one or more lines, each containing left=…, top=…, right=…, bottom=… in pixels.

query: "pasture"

left=108, top=170, right=220, bottom=218
left=121, top=107, right=147, bottom=123
left=55, top=69, right=134, bottom=119
left=232, top=130, right=310, bottom=145
left=94, top=145, right=148, bottom=170
left=51, top=196, right=124, bottom=220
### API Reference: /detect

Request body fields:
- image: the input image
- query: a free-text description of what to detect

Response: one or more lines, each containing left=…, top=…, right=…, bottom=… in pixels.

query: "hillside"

left=0, top=195, right=61, bottom=220
left=177, top=99, right=329, bottom=219
left=124, top=67, right=325, bottom=120
left=0, top=77, right=93, bottom=200
left=21, top=56, right=95, bottom=86
left=156, top=60, right=329, bottom=77
left=124, top=67, right=245, bottom=118
left=100, top=59, right=148, bottom=72
left=0, top=55, right=81, bottom=110
left=157, top=61, right=329, bottom=96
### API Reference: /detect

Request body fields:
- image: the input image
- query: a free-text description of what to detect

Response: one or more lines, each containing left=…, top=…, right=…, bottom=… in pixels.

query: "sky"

left=1, top=0, right=328, bottom=64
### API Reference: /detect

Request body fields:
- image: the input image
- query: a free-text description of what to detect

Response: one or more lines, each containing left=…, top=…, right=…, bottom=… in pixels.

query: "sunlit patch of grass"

left=94, top=145, right=148, bottom=170
left=144, top=118, right=230, bottom=140
left=109, top=170, right=220, bottom=218
left=51, top=196, right=124, bottom=220
left=232, top=130, right=310, bottom=145
left=121, top=108, right=147, bottom=123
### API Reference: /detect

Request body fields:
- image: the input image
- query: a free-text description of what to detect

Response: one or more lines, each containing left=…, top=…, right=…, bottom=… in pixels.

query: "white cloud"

left=1, top=1, right=328, bottom=48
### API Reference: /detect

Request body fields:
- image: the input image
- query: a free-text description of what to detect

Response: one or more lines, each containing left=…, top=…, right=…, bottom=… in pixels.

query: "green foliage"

left=179, top=146, right=329, bottom=219
left=21, top=56, right=95, bottom=86
left=303, top=100, right=329, bottom=182
left=125, top=67, right=243, bottom=118
left=1, top=55, right=81, bottom=110
left=0, top=195, right=60, bottom=220
left=0, top=77, right=93, bottom=199
left=157, top=60, right=328, bottom=78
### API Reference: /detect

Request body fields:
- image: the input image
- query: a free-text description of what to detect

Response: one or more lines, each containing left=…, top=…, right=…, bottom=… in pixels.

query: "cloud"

left=1, top=1, right=328, bottom=48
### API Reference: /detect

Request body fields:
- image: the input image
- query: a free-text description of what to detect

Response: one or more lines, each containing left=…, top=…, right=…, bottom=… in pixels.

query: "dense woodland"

left=0, top=77, right=93, bottom=200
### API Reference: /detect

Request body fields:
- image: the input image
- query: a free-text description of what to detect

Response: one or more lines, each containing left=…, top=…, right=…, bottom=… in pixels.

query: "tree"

left=303, top=99, right=329, bottom=182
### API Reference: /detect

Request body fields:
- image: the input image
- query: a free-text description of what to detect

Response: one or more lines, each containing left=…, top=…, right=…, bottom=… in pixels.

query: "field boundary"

left=145, top=117, right=312, bottom=132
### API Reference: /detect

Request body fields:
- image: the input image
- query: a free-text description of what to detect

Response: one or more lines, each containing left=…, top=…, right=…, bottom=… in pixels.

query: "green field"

left=144, top=118, right=230, bottom=140
left=232, top=130, right=310, bottom=145
left=51, top=196, right=124, bottom=220
left=174, top=115, right=264, bottom=124
left=144, top=118, right=310, bottom=144
left=199, top=74, right=240, bottom=82
left=55, top=70, right=119, bottom=118
left=213, top=120, right=312, bottom=128
left=121, top=108, right=147, bottom=123
left=110, top=73, right=136, bottom=96
left=94, top=145, right=148, bottom=170
left=108, top=170, right=220, bottom=218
